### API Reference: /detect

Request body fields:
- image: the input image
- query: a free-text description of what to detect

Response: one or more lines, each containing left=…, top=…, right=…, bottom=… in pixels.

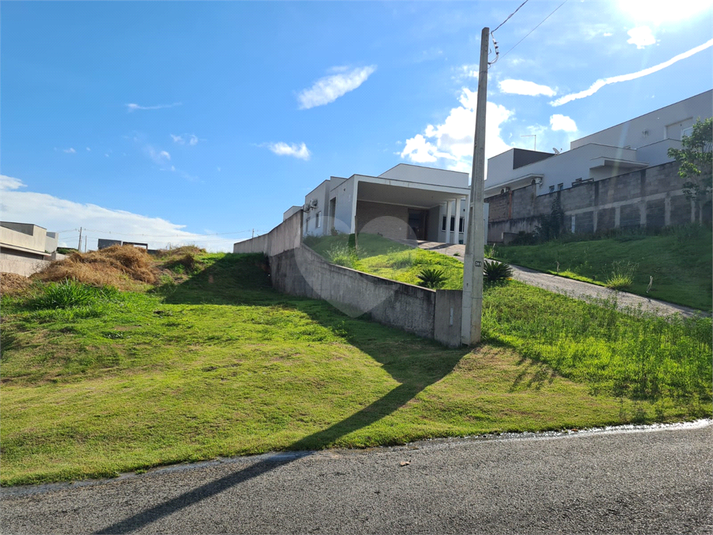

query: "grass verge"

left=490, top=226, right=712, bottom=311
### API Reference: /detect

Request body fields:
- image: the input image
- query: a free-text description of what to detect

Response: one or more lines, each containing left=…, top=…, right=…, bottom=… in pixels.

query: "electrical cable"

left=492, top=0, right=531, bottom=33
left=499, top=0, right=568, bottom=60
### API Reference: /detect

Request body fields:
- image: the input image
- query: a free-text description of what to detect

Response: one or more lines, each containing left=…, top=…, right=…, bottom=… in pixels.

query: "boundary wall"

left=233, top=210, right=462, bottom=347
left=486, top=161, right=710, bottom=242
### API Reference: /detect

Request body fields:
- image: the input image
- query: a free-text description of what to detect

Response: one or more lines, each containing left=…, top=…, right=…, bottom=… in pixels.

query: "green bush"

left=29, top=280, right=118, bottom=310
left=417, top=267, right=447, bottom=289
left=605, top=260, right=638, bottom=290
left=483, top=259, right=513, bottom=283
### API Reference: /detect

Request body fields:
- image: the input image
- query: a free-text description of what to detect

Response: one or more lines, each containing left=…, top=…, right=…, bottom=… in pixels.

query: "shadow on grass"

left=96, top=254, right=467, bottom=534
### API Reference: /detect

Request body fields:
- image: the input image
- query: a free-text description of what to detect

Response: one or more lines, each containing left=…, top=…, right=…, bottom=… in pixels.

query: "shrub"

left=417, top=268, right=447, bottom=289
left=483, top=259, right=513, bottom=283
left=484, top=244, right=496, bottom=259
left=29, top=280, right=118, bottom=310
left=605, top=260, right=638, bottom=290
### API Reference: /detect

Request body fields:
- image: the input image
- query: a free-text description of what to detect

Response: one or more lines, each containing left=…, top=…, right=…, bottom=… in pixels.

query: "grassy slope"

left=1, top=252, right=710, bottom=486
left=491, top=226, right=713, bottom=312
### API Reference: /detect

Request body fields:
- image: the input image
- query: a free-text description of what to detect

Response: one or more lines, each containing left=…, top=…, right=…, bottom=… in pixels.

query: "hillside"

left=0, top=246, right=710, bottom=485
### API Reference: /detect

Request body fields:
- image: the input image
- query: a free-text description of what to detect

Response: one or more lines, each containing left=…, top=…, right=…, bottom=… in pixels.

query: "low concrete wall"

left=269, top=245, right=462, bottom=347
left=234, top=210, right=302, bottom=256
left=0, top=252, right=48, bottom=277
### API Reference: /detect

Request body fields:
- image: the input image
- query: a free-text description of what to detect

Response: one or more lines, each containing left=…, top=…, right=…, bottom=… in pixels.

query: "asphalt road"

left=2, top=421, right=711, bottom=535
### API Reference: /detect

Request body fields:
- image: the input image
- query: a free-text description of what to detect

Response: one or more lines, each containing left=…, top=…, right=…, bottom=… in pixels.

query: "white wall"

left=570, top=90, right=712, bottom=154
left=379, top=163, right=469, bottom=188
left=0, top=224, right=48, bottom=253
left=332, top=176, right=357, bottom=234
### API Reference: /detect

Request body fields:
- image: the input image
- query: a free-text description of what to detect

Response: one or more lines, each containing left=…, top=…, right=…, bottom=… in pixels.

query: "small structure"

left=288, top=163, right=472, bottom=245
left=0, top=221, right=60, bottom=276
left=98, top=239, right=148, bottom=250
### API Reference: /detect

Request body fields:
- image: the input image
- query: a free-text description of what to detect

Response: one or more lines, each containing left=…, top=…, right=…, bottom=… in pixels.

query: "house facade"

left=0, top=221, right=60, bottom=276
left=484, top=90, right=713, bottom=241
left=285, top=163, right=472, bottom=244
left=485, top=90, right=712, bottom=199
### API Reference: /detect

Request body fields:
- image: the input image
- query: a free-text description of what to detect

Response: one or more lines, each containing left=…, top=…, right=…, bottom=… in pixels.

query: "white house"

left=286, top=163, right=473, bottom=244
left=0, top=221, right=60, bottom=276
left=484, top=90, right=713, bottom=198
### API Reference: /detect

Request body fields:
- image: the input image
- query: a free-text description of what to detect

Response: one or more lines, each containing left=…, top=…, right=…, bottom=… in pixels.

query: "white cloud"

left=550, top=114, right=578, bottom=132
left=63, top=148, right=76, bottom=154
left=499, top=79, right=557, bottom=97
left=551, top=38, right=713, bottom=106
left=0, top=174, right=25, bottom=191
left=400, top=88, right=513, bottom=173
left=86, top=147, right=91, bottom=152
left=627, top=26, right=657, bottom=49
left=297, top=66, right=376, bottom=109
left=264, top=142, right=311, bottom=161
left=126, top=102, right=182, bottom=112
left=0, top=175, right=235, bottom=252
left=170, top=134, right=199, bottom=146
left=145, top=146, right=171, bottom=164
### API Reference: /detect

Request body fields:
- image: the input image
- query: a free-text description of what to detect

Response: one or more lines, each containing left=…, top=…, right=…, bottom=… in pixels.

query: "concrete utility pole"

left=461, top=26, right=489, bottom=346
left=77, top=227, right=83, bottom=252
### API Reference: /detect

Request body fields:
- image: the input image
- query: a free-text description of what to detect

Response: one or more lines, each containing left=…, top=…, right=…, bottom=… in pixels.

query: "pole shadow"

left=96, top=254, right=468, bottom=533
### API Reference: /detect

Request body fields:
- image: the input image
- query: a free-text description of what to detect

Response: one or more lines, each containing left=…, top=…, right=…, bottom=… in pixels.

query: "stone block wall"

left=486, top=161, right=706, bottom=242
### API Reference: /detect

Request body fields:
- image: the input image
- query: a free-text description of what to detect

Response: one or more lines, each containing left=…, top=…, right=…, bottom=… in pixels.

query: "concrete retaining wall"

left=233, top=210, right=302, bottom=256
left=486, top=161, right=709, bottom=242
left=270, top=245, right=462, bottom=347
left=0, top=253, right=48, bottom=277
left=233, top=210, right=463, bottom=347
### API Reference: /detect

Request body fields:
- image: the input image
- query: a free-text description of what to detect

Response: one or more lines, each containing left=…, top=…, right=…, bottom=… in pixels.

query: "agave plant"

left=417, top=267, right=447, bottom=289
left=483, top=259, right=513, bottom=283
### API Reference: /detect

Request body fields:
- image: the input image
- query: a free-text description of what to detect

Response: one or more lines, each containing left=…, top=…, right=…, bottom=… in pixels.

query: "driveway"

left=416, top=241, right=704, bottom=318
left=2, top=421, right=711, bottom=534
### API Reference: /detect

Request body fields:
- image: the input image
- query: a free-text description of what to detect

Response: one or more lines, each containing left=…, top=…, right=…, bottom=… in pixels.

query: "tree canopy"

left=667, top=117, right=712, bottom=205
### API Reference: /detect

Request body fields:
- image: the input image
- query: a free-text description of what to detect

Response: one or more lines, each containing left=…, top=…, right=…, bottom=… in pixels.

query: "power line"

left=499, top=0, right=568, bottom=60
left=492, top=0, right=531, bottom=33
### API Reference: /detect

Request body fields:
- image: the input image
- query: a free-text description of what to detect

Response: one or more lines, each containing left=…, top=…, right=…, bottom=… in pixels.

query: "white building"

left=286, top=163, right=473, bottom=244
left=0, top=221, right=60, bottom=276
left=485, top=90, right=713, bottom=198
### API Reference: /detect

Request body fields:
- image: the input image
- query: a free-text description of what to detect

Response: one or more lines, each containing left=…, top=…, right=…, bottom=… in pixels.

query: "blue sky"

left=2, top=0, right=712, bottom=251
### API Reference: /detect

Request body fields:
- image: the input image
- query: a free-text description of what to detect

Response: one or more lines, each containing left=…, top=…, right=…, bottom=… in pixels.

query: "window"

left=450, top=216, right=456, bottom=232
left=442, top=216, right=447, bottom=231
left=558, top=183, right=564, bottom=191
left=315, top=211, right=321, bottom=228
left=682, top=126, right=694, bottom=139
left=459, top=217, right=465, bottom=233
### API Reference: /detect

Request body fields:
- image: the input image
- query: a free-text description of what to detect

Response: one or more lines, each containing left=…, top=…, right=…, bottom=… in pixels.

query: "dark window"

left=450, top=216, right=456, bottom=232
left=442, top=216, right=447, bottom=231
left=459, top=217, right=465, bottom=233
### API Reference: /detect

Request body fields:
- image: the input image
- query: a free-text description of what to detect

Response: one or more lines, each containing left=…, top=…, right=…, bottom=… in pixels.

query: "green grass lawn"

left=490, top=226, right=713, bottom=312
left=1, top=252, right=710, bottom=486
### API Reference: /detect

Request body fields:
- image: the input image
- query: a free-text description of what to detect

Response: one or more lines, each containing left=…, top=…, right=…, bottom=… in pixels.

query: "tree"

left=668, top=118, right=712, bottom=224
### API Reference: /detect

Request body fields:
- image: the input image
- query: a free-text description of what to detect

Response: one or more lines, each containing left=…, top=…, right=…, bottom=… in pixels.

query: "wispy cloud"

left=627, top=26, right=657, bottom=49
left=86, top=147, right=91, bottom=152
left=0, top=175, right=233, bottom=251
left=400, top=88, right=513, bottom=174
left=145, top=146, right=171, bottom=164
left=297, top=66, right=376, bottom=110
left=125, top=102, right=182, bottom=112
left=63, top=147, right=76, bottom=154
left=551, top=38, right=713, bottom=107
left=170, top=133, right=199, bottom=146
left=264, top=142, right=311, bottom=161
left=499, top=79, right=557, bottom=97
left=550, top=114, right=578, bottom=132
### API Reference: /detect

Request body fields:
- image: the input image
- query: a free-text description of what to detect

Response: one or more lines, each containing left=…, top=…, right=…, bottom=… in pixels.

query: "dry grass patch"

left=0, top=273, right=32, bottom=296
left=33, top=245, right=157, bottom=289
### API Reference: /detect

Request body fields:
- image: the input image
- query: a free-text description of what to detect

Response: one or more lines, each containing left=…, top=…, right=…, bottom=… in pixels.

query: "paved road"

left=416, top=241, right=704, bottom=318
left=2, top=421, right=711, bottom=534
